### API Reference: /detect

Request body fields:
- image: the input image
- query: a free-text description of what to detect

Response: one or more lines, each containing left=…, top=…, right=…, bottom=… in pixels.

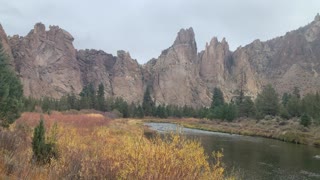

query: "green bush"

left=300, top=114, right=311, bottom=127
left=32, top=116, right=58, bottom=164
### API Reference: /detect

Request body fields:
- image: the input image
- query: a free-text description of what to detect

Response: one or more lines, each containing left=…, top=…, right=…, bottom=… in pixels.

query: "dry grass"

left=0, top=112, right=232, bottom=180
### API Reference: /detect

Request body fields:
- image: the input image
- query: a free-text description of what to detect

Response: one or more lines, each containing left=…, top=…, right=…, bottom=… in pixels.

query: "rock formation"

left=198, top=37, right=235, bottom=100
left=147, top=28, right=211, bottom=107
left=9, top=23, right=82, bottom=98
left=77, top=49, right=116, bottom=97
left=1, top=14, right=320, bottom=107
left=110, top=50, right=144, bottom=103
left=0, top=24, right=13, bottom=64
left=231, top=14, right=320, bottom=97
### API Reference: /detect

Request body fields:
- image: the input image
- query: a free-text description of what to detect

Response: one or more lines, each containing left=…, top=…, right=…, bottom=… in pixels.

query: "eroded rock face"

left=111, top=50, right=144, bottom=103
left=232, top=14, right=320, bottom=97
left=9, top=23, right=82, bottom=98
left=148, top=28, right=211, bottom=107
left=0, top=24, right=13, bottom=64
left=77, top=49, right=144, bottom=103
left=77, top=49, right=116, bottom=97
left=198, top=37, right=235, bottom=100
left=1, top=14, right=320, bottom=107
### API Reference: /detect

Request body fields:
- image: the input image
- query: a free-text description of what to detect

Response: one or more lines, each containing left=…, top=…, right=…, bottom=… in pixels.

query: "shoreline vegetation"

left=0, top=111, right=235, bottom=179
left=144, top=117, right=320, bottom=148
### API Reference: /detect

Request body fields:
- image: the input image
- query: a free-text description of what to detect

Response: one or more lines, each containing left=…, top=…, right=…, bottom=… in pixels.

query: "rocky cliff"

left=146, top=28, right=211, bottom=107
left=8, top=23, right=83, bottom=98
left=0, top=24, right=13, bottom=64
left=231, top=13, right=320, bottom=97
left=1, top=14, right=320, bottom=107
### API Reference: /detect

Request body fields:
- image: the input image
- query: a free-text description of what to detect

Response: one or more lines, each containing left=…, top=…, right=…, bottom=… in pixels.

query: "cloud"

left=0, top=0, right=319, bottom=63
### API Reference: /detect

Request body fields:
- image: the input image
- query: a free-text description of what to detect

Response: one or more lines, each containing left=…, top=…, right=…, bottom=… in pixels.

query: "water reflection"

left=145, top=123, right=320, bottom=180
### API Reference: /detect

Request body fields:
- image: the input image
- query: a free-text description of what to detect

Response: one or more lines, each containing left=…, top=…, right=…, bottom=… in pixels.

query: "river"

left=145, top=122, right=320, bottom=180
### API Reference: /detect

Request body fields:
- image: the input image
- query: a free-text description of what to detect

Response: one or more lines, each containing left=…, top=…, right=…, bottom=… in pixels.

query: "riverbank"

left=144, top=117, right=320, bottom=148
left=0, top=112, right=232, bottom=179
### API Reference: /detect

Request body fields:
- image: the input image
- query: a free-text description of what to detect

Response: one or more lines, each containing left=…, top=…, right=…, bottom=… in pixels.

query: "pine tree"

left=237, top=96, right=255, bottom=117
left=142, top=86, right=155, bottom=116
left=136, top=105, right=144, bottom=118
left=255, top=84, right=279, bottom=117
left=281, top=93, right=291, bottom=106
left=286, top=96, right=301, bottom=117
left=22, top=96, right=37, bottom=112
left=113, top=97, right=129, bottom=118
left=67, top=93, right=79, bottom=110
left=211, top=87, right=225, bottom=109
left=225, top=103, right=237, bottom=122
left=97, top=83, right=106, bottom=111
left=293, top=86, right=300, bottom=99
left=300, top=114, right=311, bottom=127
left=0, top=42, right=23, bottom=127
left=32, top=117, right=46, bottom=163
left=32, top=116, right=58, bottom=164
left=279, top=104, right=290, bottom=120
left=41, top=97, right=52, bottom=113
left=79, top=83, right=96, bottom=109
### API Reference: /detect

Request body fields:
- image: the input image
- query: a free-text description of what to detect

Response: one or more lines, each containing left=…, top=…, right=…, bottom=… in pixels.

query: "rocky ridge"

left=1, top=14, right=320, bottom=107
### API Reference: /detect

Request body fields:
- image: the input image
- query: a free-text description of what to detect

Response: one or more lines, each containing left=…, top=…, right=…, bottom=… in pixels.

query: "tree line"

left=21, top=82, right=320, bottom=127
left=1, top=40, right=320, bottom=128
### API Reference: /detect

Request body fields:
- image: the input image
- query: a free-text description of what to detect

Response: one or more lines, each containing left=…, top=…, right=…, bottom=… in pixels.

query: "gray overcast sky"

left=0, top=0, right=319, bottom=64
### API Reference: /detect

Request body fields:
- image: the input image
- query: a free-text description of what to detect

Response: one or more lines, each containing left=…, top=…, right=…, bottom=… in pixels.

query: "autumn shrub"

left=50, top=126, right=227, bottom=179
left=0, top=112, right=230, bottom=179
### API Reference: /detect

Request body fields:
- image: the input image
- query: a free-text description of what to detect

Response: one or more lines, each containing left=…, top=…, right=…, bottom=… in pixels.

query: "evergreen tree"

left=198, top=107, right=209, bottom=119
left=293, top=86, right=300, bottom=99
left=281, top=93, right=291, bottom=106
left=279, top=105, right=290, bottom=120
left=300, top=114, right=311, bottom=127
left=142, top=86, right=155, bottom=116
left=41, top=97, right=52, bottom=113
left=237, top=96, right=255, bottom=117
left=79, top=83, right=96, bottom=109
left=32, top=117, right=46, bottom=163
left=32, top=116, right=58, bottom=164
left=67, top=93, right=79, bottom=110
left=155, top=105, right=168, bottom=118
left=301, top=93, right=320, bottom=122
left=286, top=96, right=301, bottom=117
left=23, top=96, right=37, bottom=112
left=113, top=97, right=129, bottom=118
left=225, top=103, right=237, bottom=122
left=211, top=87, right=224, bottom=109
left=58, top=95, right=70, bottom=111
left=255, top=84, right=279, bottom=117
left=105, top=97, right=115, bottom=111
left=135, top=105, right=144, bottom=118
left=97, top=83, right=106, bottom=111
left=0, top=43, right=23, bottom=127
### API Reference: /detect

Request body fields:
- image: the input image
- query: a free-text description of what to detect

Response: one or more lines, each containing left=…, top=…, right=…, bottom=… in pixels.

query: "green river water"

left=145, top=122, right=320, bottom=180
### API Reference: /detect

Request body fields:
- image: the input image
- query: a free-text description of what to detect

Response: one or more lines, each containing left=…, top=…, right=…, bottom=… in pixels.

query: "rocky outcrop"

left=77, top=49, right=116, bottom=97
left=1, top=14, right=320, bottom=107
left=111, top=50, right=144, bottom=103
left=77, top=49, right=144, bottom=103
left=148, top=28, right=211, bottom=107
left=198, top=37, right=234, bottom=100
left=9, top=23, right=83, bottom=98
left=231, top=14, right=320, bottom=97
left=0, top=24, right=13, bottom=64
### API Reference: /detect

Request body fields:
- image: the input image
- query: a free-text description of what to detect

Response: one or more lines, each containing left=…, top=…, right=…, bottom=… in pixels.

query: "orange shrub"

left=0, top=112, right=232, bottom=180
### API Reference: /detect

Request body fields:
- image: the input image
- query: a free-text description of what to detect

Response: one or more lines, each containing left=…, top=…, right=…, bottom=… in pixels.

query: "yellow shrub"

left=0, top=113, right=229, bottom=180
